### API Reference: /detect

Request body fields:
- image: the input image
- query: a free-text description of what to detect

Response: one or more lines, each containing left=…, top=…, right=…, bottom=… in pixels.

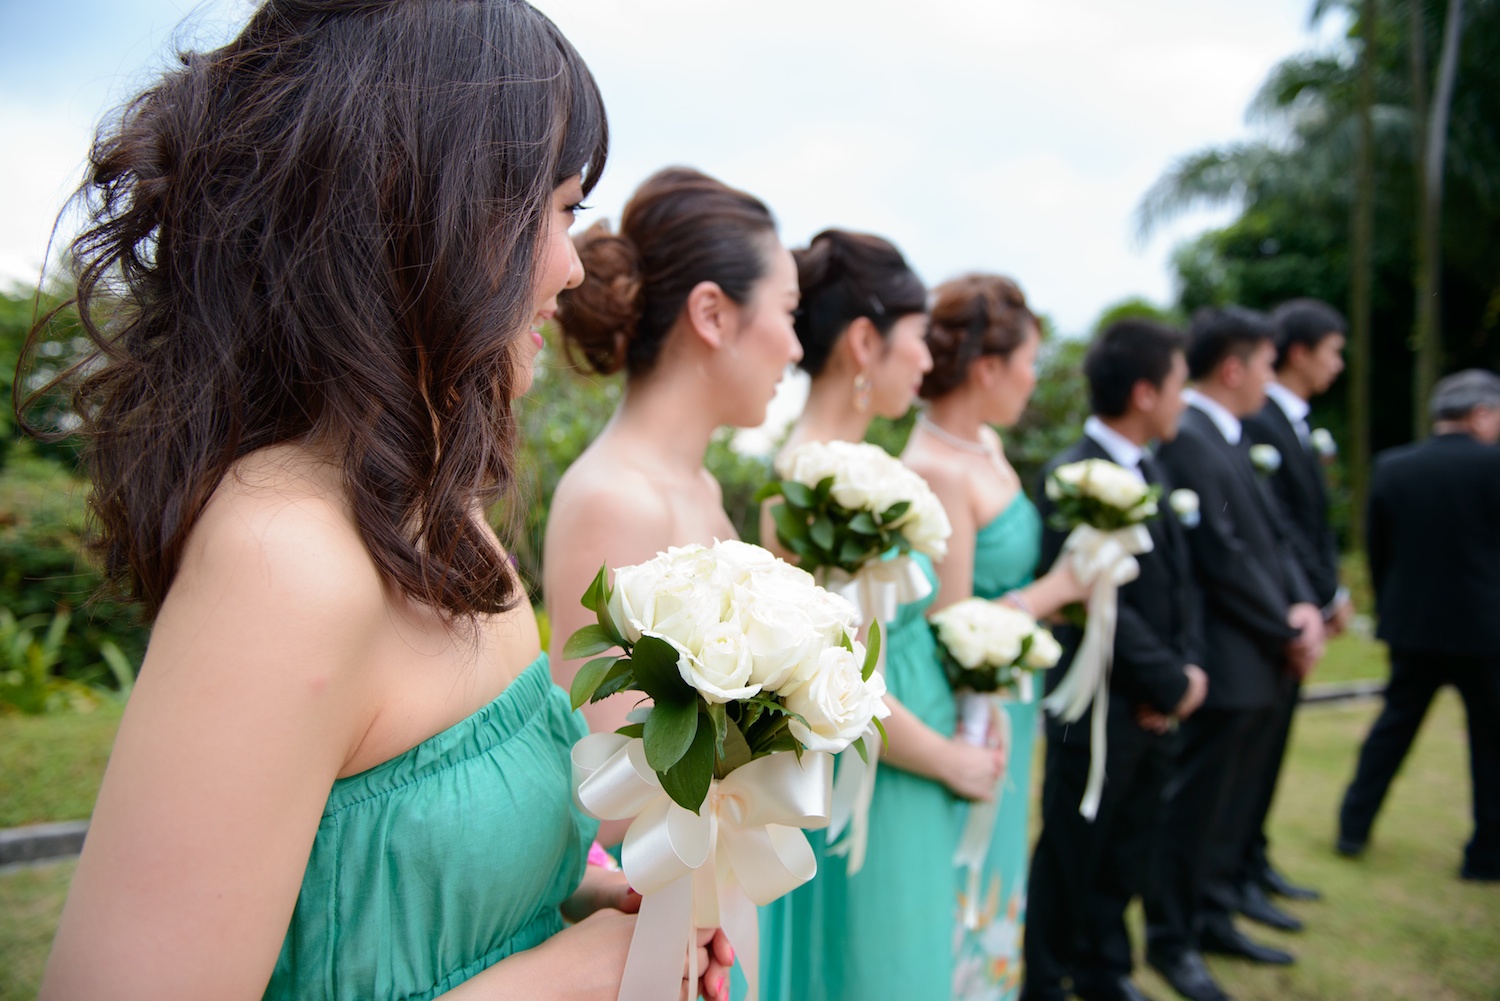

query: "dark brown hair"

left=19, top=0, right=608, bottom=620
left=792, top=230, right=927, bottom=378
left=1185, top=306, right=1275, bottom=380
left=558, top=167, right=776, bottom=377
left=920, top=274, right=1039, bottom=399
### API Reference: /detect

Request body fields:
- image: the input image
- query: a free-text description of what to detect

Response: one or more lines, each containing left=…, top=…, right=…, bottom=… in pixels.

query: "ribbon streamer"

left=573, top=733, right=833, bottom=1001
left=819, top=555, right=931, bottom=874
left=952, top=690, right=1016, bottom=929
left=1041, top=524, right=1153, bottom=820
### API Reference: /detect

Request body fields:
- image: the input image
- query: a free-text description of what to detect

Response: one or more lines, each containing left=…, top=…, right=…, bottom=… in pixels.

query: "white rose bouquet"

left=755, top=440, right=953, bottom=872
left=1041, top=457, right=1160, bottom=820
left=567, top=540, right=890, bottom=1001
left=757, top=439, right=951, bottom=572
left=929, top=597, right=1061, bottom=927
left=1044, top=457, right=1160, bottom=531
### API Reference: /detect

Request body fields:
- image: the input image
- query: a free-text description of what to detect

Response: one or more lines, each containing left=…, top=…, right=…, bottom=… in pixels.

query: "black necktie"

left=1138, top=453, right=1160, bottom=487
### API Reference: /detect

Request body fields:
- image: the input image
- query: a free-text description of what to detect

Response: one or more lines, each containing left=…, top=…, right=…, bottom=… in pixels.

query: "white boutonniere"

left=1169, top=488, right=1201, bottom=529
left=1309, top=427, right=1337, bottom=462
left=1249, top=443, right=1282, bottom=476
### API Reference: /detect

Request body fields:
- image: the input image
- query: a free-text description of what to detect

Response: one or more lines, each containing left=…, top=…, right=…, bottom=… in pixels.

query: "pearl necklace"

left=916, top=412, right=1001, bottom=459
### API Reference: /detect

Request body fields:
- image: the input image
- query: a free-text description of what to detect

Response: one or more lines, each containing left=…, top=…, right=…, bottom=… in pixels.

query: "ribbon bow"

left=1041, top=523, right=1153, bottom=819
left=818, top=555, right=931, bottom=873
left=573, top=733, right=833, bottom=1001
left=951, top=681, right=1029, bottom=929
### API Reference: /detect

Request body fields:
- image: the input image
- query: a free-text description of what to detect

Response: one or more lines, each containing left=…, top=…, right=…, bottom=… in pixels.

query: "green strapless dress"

left=953, top=495, right=1043, bottom=1001
left=264, top=654, right=597, bottom=1001
left=761, top=552, right=963, bottom=1001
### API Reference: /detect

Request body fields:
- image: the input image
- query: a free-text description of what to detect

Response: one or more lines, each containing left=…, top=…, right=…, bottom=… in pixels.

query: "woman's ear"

left=844, top=316, right=884, bottom=370
left=972, top=353, right=1002, bottom=390
left=683, top=280, right=732, bottom=350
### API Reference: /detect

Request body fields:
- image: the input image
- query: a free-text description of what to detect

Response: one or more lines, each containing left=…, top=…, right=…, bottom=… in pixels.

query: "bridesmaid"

left=544, top=166, right=802, bottom=795
left=32, top=4, right=725, bottom=999
left=902, top=273, right=1076, bottom=1001
left=761, top=230, right=1006, bottom=1001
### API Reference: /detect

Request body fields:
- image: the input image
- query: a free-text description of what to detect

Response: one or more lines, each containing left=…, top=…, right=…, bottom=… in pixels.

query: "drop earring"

left=853, top=371, right=872, bottom=414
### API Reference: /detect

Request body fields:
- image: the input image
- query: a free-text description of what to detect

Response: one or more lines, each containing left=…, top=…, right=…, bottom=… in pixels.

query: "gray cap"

left=1430, top=368, right=1500, bottom=421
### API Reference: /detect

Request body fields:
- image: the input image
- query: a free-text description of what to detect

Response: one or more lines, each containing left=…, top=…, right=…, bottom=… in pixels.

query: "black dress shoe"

left=1199, top=923, right=1295, bottom=966
left=1146, top=951, right=1231, bottom=1001
left=1335, top=835, right=1367, bottom=858
left=1260, top=866, right=1321, bottom=901
left=1073, top=975, right=1158, bottom=1001
left=1238, top=881, right=1304, bottom=932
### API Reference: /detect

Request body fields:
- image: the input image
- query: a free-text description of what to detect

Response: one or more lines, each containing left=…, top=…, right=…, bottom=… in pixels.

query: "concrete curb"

left=0, top=820, right=87, bottom=868
left=1301, top=679, right=1387, bottom=704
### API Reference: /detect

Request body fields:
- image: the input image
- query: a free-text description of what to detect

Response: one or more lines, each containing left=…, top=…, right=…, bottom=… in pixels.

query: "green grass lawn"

left=4, top=643, right=1496, bottom=1000
left=0, top=701, right=121, bottom=829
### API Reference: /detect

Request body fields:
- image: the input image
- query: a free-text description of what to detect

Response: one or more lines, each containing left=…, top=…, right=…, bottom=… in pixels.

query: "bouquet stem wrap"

left=573, top=733, right=833, bottom=1001
left=818, top=555, right=931, bottom=874
left=1041, top=524, right=1152, bottom=820
left=951, top=686, right=1022, bottom=929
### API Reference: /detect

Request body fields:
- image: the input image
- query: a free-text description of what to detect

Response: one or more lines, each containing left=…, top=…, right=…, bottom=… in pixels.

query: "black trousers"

left=1144, top=703, right=1276, bottom=959
left=1339, top=650, right=1500, bottom=875
left=1022, top=699, right=1172, bottom=1000
left=1240, top=670, right=1302, bottom=885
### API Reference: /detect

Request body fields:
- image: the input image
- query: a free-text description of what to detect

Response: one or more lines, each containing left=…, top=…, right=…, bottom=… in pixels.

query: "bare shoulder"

left=548, top=445, right=676, bottom=544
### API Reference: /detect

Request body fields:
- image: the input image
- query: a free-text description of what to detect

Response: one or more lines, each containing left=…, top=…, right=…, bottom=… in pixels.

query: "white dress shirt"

left=1182, top=388, right=1243, bottom=445
left=1083, top=416, right=1147, bottom=483
left=1265, top=381, right=1312, bottom=445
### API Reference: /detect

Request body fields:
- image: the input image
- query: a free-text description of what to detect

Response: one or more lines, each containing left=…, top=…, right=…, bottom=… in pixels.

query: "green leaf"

left=814, top=476, right=835, bottom=504
left=837, top=535, right=870, bottom=567
left=580, top=564, right=609, bottom=613
left=878, top=500, right=910, bottom=524
left=760, top=732, right=801, bottom=755
left=753, top=481, right=785, bottom=503
left=772, top=503, right=810, bottom=549
left=853, top=736, right=869, bottom=763
left=709, top=702, right=728, bottom=758
left=862, top=621, right=882, bottom=682
left=718, top=718, right=754, bottom=777
left=593, top=660, right=637, bottom=701
left=810, top=516, right=835, bottom=552
left=742, top=694, right=809, bottom=730
left=569, top=654, right=621, bottom=709
left=630, top=635, right=696, bottom=705
left=563, top=624, right=616, bottom=661
left=781, top=481, right=816, bottom=510
left=643, top=699, right=701, bottom=772
left=659, top=718, right=716, bottom=813
left=847, top=511, right=879, bottom=535
left=872, top=716, right=889, bottom=747
left=615, top=722, right=646, bottom=738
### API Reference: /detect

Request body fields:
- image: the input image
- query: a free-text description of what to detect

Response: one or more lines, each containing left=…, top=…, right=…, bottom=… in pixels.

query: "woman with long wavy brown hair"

left=23, top=3, right=723, bottom=998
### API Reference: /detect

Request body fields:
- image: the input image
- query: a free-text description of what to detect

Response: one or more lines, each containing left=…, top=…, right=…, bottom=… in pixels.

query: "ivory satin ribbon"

left=573, top=733, right=833, bottom=1001
left=1040, top=524, right=1152, bottom=820
left=819, top=555, right=931, bottom=874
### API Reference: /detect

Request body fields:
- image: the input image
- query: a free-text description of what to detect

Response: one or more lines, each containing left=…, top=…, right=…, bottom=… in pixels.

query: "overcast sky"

left=0, top=0, right=1345, bottom=335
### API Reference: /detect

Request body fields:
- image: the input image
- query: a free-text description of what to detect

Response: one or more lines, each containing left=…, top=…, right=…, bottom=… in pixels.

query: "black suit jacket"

left=1156, top=405, right=1313, bottom=711
left=1244, top=400, right=1340, bottom=607
left=1035, top=434, right=1202, bottom=723
left=1368, top=433, right=1500, bottom=657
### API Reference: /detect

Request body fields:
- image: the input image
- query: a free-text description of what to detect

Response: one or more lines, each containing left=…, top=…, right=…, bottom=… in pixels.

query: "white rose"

left=738, top=585, right=821, bottom=694
left=898, top=493, right=952, bottom=559
left=942, top=620, right=989, bottom=670
left=1249, top=443, right=1282, bottom=474
left=1054, top=462, right=1087, bottom=488
left=609, top=554, right=724, bottom=652
left=1169, top=488, right=1200, bottom=529
left=1310, top=428, right=1337, bottom=459
left=1023, top=628, right=1063, bottom=669
left=663, top=621, right=761, bottom=705
left=784, top=644, right=890, bottom=753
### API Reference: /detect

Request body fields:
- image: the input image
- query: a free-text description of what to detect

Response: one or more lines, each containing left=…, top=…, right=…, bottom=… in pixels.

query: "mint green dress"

left=264, top=654, right=597, bottom=1001
left=953, top=496, right=1044, bottom=1001
left=761, top=552, right=964, bottom=1001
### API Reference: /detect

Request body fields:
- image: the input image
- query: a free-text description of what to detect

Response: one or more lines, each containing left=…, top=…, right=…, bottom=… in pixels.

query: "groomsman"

left=1023, top=319, right=1208, bottom=1001
left=1235, top=298, right=1349, bottom=925
left=1146, top=307, right=1324, bottom=1001
left=1338, top=370, right=1500, bottom=880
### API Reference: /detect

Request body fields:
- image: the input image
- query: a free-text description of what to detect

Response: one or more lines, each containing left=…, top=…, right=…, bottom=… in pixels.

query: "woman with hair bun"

left=760, top=230, right=1004, bottom=1001
left=544, top=164, right=802, bottom=769
left=30, top=2, right=732, bottom=999
left=902, top=273, right=1079, bottom=1001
